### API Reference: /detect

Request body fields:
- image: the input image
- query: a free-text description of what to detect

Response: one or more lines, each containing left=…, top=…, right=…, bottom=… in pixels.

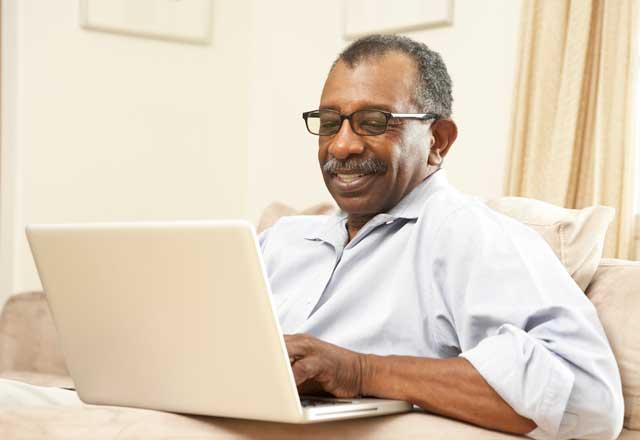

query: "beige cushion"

left=257, top=201, right=336, bottom=233
left=586, top=259, right=640, bottom=430
left=0, top=406, right=524, bottom=439
left=0, top=371, right=73, bottom=389
left=0, top=292, right=69, bottom=379
left=621, top=429, right=640, bottom=439
left=1, top=401, right=638, bottom=438
left=487, top=197, right=614, bottom=290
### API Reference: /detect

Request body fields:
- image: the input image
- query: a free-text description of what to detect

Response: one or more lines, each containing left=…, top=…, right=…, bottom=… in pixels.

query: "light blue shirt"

left=258, top=170, right=623, bottom=440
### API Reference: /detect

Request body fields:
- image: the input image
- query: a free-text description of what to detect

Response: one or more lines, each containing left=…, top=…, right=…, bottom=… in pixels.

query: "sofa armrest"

left=587, top=259, right=640, bottom=430
left=0, top=292, right=70, bottom=383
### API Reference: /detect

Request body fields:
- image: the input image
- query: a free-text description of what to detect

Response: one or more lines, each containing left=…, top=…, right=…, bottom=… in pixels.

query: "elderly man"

left=258, top=35, right=623, bottom=440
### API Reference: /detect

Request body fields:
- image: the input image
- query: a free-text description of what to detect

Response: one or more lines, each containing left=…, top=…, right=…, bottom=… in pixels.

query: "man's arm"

left=286, top=207, right=624, bottom=440
left=427, top=207, right=624, bottom=440
left=362, top=354, right=536, bottom=434
left=286, top=334, right=535, bottom=434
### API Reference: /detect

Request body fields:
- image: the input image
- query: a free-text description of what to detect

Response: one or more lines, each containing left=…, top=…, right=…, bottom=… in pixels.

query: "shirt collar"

left=384, top=168, right=449, bottom=220
left=304, top=168, right=450, bottom=243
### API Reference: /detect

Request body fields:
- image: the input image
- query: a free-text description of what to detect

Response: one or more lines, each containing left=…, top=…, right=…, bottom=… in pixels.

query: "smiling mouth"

left=329, top=172, right=378, bottom=192
left=335, top=173, right=368, bottom=183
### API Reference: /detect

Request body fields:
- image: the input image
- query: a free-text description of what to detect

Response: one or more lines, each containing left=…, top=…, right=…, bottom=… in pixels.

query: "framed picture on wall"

left=79, top=0, right=213, bottom=45
left=344, top=0, right=454, bottom=40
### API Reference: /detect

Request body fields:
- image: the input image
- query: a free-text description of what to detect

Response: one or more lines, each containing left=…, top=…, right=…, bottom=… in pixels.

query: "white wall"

left=246, top=0, right=523, bottom=221
left=410, top=1, right=522, bottom=197
left=2, top=0, right=252, bottom=303
left=246, top=0, right=342, bottom=222
left=0, top=0, right=20, bottom=310
left=636, top=216, right=640, bottom=259
left=1, top=0, right=523, bottom=306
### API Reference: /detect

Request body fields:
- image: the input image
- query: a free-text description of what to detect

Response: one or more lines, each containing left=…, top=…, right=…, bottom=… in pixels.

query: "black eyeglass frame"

left=301, top=108, right=440, bottom=136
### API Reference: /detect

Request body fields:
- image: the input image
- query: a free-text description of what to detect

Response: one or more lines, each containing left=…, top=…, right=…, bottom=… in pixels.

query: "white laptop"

left=26, top=220, right=412, bottom=423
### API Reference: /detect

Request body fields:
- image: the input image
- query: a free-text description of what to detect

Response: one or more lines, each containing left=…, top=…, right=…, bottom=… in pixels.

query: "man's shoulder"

left=417, top=184, right=484, bottom=228
left=419, top=186, right=533, bottom=238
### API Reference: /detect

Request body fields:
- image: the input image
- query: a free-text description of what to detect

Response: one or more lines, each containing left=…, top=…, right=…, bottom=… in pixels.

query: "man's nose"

left=327, top=119, right=365, bottom=160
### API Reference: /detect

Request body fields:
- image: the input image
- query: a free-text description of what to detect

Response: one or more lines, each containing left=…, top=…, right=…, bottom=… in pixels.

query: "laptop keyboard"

left=300, top=398, right=354, bottom=407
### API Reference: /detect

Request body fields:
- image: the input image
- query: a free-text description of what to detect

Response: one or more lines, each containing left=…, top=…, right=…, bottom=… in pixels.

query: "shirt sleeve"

left=257, top=225, right=272, bottom=253
left=431, top=206, right=624, bottom=440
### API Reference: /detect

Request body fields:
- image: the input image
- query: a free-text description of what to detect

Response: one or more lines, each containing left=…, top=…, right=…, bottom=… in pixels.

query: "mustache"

left=322, top=157, right=388, bottom=175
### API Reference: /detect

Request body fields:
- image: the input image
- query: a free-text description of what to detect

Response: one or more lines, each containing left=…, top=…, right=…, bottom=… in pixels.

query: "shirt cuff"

left=459, top=326, right=575, bottom=439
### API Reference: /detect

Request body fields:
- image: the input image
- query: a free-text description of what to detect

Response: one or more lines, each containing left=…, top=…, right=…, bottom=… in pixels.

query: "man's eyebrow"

left=317, top=103, right=396, bottom=112
left=367, top=104, right=394, bottom=112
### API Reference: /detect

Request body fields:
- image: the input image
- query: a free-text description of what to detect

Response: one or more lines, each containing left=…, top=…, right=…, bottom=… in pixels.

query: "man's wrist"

left=358, top=353, right=379, bottom=397
left=358, top=354, right=414, bottom=402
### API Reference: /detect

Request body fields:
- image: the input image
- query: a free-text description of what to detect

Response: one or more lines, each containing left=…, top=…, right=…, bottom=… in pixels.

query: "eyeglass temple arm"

left=389, top=113, right=439, bottom=120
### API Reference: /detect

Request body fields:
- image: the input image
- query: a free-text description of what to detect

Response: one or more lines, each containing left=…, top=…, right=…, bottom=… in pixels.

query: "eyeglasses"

left=302, top=108, right=439, bottom=136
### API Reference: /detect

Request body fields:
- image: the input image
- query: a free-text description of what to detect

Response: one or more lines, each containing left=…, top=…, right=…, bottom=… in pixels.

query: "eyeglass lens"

left=306, top=110, right=389, bottom=136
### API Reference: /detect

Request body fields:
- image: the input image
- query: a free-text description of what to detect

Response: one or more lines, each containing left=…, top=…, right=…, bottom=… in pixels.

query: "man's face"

left=318, top=53, right=431, bottom=217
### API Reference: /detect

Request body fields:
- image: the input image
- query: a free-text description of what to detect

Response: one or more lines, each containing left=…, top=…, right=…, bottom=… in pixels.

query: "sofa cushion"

left=486, top=197, right=614, bottom=290
left=0, top=292, right=69, bottom=378
left=586, top=258, right=640, bottom=430
left=257, top=201, right=336, bottom=233
left=0, top=371, right=73, bottom=389
left=0, top=406, right=524, bottom=439
left=2, top=398, right=640, bottom=438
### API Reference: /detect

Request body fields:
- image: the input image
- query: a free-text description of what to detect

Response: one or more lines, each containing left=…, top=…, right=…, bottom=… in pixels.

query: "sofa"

left=0, top=197, right=639, bottom=439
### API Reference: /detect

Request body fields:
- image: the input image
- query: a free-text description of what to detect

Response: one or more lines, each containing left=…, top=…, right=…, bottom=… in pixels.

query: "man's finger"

left=284, top=334, right=315, bottom=358
left=297, top=379, right=326, bottom=396
left=291, top=358, right=320, bottom=386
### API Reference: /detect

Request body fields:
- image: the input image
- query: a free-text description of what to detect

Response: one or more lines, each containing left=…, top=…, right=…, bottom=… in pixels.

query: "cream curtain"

left=506, top=0, right=639, bottom=259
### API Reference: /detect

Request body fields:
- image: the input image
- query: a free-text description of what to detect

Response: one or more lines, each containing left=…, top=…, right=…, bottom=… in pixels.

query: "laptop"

left=26, top=220, right=412, bottom=423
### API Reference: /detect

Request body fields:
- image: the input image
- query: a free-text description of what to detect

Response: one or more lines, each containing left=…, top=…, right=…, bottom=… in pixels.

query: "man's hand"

left=286, top=333, right=536, bottom=434
left=284, top=334, right=365, bottom=398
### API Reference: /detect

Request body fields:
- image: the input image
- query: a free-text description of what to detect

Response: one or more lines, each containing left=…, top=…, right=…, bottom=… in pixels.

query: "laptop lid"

left=26, top=220, right=304, bottom=422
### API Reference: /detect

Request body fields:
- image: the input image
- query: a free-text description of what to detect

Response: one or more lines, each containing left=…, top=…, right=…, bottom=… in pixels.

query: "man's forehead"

left=320, top=52, right=419, bottom=112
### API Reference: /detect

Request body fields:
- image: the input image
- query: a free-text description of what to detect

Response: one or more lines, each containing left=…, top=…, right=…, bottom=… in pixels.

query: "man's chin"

left=332, top=196, right=382, bottom=217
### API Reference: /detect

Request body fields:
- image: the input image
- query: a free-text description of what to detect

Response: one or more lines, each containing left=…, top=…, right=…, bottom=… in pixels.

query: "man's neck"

left=346, top=215, right=374, bottom=243
left=343, top=167, right=441, bottom=243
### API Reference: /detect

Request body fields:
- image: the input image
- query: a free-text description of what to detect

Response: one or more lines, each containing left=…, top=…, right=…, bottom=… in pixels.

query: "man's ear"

left=428, top=119, right=458, bottom=166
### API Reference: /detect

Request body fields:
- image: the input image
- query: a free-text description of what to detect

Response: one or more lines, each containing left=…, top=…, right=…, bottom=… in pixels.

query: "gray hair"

left=333, top=34, right=453, bottom=118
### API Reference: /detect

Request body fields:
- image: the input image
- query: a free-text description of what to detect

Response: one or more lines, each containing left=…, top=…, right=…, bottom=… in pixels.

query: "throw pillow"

left=487, top=197, right=614, bottom=291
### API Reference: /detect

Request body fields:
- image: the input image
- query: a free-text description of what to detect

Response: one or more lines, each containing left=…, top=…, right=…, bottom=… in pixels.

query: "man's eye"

left=320, top=120, right=340, bottom=128
left=362, top=120, right=386, bottom=127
